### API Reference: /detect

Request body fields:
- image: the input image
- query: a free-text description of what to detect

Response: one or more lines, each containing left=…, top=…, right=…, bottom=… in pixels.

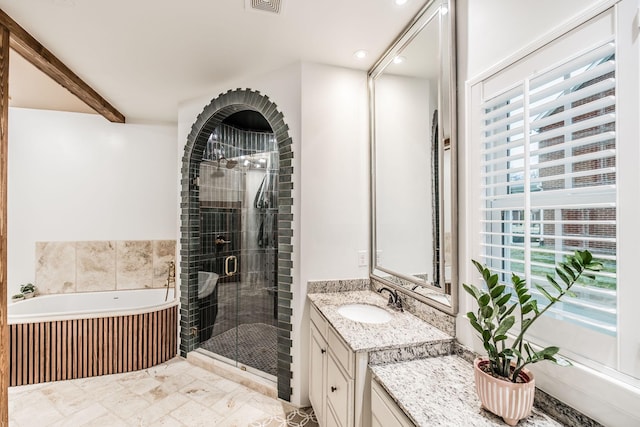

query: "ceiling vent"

left=246, top=0, right=283, bottom=15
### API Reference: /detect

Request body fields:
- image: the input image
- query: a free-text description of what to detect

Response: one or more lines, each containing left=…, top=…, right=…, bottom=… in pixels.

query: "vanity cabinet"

left=310, top=304, right=358, bottom=427
left=371, top=380, right=414, bottom=427
left=310, top=319, right=327, bottom=425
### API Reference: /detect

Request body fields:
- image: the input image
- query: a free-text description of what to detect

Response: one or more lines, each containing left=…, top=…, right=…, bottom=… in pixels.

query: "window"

left=480, top=41, right=617, bottom=336
left=469, top=4, right=640, bottom=387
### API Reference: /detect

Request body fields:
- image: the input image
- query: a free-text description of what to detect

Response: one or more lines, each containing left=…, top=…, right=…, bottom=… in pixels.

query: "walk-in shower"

left=181, top=89, right=294, bottom=400
left=194, top=115, right=279, bottom=379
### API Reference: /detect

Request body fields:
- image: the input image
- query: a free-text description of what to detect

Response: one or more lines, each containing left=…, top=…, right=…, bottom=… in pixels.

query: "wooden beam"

left=0, top=23, right=8, bottom=427
left=0, top=8, right=125, bottom=123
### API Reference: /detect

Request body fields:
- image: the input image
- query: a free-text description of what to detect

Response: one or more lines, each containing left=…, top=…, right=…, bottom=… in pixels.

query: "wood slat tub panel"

left=8, top=305, right=177, bottom=386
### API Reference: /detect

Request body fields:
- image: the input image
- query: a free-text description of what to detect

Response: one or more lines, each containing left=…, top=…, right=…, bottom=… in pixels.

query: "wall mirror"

left=369, top=0, right=457, bottom=314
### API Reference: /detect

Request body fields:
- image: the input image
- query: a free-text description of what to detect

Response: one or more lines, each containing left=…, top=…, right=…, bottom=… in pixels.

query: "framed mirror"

left=369, top=0, right=457, bottom=314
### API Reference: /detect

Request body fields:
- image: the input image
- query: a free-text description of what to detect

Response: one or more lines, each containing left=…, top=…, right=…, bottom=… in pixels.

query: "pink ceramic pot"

left=474, top=358, right=536, bottom=426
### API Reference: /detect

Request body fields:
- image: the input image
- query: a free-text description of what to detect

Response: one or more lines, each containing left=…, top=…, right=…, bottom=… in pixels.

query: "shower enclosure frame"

left=180, top=89, right=294, bottom=401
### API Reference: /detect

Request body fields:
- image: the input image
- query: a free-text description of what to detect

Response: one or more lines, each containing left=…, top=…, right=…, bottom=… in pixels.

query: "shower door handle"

left=224, top=255, right=238, bottom=276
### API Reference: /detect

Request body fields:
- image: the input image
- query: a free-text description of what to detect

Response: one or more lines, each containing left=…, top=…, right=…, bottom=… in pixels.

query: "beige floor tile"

left=187, top=366, right=243, bottom=393
left=48, top=402, right=110, bottom=427
left=80, top=413, right=129, bottom=427
left=126, top=392, right=190, bottom=426
left=246, top=392, right=293, bottom=417
left=135, top=415, right=186, bottom=427
left=11, top=389, right=66, bottom=426
left=75, top=374, right=128, bottom=401
left=169, top=400, right=226, bottom=426
left=120, top=375, right=163, bottom=396
left=8, top=357, right=303, bottom=427
left=208, top=385, right=266, bottom=418
left=179, top=378, right=231, bottom=407
left=98, top=387, right=153, bottom=420
left=40, top=380, right=95, bottom=416
left=216, top=402, right=274, bottom=427
left=142, top=373, right=197, bottom=402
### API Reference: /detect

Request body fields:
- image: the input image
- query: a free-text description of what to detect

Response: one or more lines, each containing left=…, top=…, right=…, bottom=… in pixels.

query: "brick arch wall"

left=180, top=89, right=294, bottom=401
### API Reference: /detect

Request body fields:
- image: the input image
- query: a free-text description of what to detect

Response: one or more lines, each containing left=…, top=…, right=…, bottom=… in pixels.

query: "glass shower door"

left=197, top=124, right=278, bottom=380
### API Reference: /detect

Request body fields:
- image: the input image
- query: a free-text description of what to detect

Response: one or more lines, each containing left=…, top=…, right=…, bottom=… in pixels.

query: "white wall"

left=8, top=108, right=178, bottom=297
left=374, top=74, right=433, bottom=277
left=177, top=61, right=369, bottom=406
left=299, top=62, right=369, bottom=405
left=299, top=62, right=369, bottom=282
left=457, top=1, right=639, bottom=426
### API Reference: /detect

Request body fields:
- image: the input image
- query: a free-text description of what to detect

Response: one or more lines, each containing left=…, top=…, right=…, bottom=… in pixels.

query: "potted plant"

left=20, top=283, right=37, bottom=299
left=463, top=250, right=602, bottom=426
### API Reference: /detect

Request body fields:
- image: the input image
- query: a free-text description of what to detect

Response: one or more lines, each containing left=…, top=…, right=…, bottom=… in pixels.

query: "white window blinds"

left=480, top=41, right=617, bottom=336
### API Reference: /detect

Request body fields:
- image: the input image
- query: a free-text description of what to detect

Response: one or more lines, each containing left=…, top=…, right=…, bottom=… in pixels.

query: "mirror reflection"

left=369, top=0, right=457, bottom=313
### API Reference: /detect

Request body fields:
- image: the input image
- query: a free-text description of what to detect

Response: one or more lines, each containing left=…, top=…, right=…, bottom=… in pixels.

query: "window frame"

left=462, top=0, right=640, bottom=424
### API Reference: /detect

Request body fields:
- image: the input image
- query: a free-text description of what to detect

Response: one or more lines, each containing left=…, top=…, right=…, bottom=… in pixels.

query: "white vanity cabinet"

left=310, top=304, right=361, bottom=427
left=371, top=380, right=415, bottom=427
left=310, top=320, right=327, bottom=425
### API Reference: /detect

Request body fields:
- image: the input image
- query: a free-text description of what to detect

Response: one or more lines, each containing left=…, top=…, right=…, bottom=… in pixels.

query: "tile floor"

left=8, top=357, right=318, bottom=427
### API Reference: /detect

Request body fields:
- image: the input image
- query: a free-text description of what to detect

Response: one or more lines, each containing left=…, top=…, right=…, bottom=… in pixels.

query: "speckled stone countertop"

left=307, top=291, right=453, bottom=353
left=371, top=355, right=564, bottom=426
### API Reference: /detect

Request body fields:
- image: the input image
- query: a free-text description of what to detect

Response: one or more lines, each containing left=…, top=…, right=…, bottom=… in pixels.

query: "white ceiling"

left=1, top=0, right=427, bottom=123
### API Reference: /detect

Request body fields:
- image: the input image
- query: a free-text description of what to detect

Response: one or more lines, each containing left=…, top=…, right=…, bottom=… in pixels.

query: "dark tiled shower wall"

left=180, top=89, right=294, bottom=401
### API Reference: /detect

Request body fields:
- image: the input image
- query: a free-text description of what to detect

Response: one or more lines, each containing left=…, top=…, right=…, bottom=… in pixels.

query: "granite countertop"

left=370, top=355, right=565, bottom=427
left=307, top=291, right=453, bottom=353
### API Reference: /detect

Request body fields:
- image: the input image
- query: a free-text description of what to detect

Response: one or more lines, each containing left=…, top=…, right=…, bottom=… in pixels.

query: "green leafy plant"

left=19, top=283, right=36, bottom=294
left=463, top=250, right=603, bottom=383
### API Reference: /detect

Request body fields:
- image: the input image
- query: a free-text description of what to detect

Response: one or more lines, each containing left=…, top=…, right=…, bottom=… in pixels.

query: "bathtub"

left=8, top=288, right=179, bottom=386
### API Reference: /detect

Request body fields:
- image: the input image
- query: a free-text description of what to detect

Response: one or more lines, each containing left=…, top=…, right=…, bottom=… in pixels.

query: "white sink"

left=337, top=303, right=392, bottom=324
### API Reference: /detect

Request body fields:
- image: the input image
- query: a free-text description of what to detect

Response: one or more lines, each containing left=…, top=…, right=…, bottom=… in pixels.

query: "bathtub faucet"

left=165, top=261, right=176, bottom=301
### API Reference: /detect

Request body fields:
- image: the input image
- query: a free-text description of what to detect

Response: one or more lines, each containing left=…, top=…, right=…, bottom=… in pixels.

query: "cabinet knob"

left=321, top=349, right=326, bottom=354
left=331, top=386, right=337, bottom=392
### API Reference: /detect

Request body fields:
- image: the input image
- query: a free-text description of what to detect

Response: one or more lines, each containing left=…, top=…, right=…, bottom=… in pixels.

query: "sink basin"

left=336, top=303, right=392, bottom=324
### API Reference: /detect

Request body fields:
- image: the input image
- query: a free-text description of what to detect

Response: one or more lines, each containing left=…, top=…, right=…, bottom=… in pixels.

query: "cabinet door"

left=327, top=351, right=354, bottom=427
left=310, top=323, right=327, bottom=425
left=371, top=380, right=414, bottom=427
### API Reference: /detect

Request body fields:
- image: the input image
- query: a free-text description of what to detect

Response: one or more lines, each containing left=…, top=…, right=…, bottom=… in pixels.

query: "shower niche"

left=194, top=112, right=280, bottom=379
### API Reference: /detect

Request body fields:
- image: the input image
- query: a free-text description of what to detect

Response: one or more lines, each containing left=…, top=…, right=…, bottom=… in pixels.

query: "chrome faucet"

left=165, top=261, right=175, bottom=302
left=378, top=287, right=403, bottom=312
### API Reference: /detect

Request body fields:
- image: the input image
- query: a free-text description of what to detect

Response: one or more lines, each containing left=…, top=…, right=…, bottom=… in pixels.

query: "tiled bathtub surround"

left=35, top=240, right=176, bottom=294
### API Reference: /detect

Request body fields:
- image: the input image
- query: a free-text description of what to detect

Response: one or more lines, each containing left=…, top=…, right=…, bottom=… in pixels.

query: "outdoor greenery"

left=463, top=250, right=603, bottom=383
left=509, top=245, right=615, bottom=290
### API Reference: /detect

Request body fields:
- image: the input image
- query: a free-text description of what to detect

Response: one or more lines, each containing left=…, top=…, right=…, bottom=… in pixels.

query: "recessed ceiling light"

left=393, top=56, right=405, bottom=64
left=354, top=50, right=368, bottom=59
left=394, top=0, right=408, bottom=5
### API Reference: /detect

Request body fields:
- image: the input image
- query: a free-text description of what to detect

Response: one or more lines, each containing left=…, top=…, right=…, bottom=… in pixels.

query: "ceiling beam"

left=0, top=8, right=125, bottom=123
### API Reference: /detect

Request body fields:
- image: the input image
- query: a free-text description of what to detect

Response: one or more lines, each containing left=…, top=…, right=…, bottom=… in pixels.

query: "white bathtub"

left=8, top=288, right=179, bottom=386
left=8, top=288, right=177, bottom=324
